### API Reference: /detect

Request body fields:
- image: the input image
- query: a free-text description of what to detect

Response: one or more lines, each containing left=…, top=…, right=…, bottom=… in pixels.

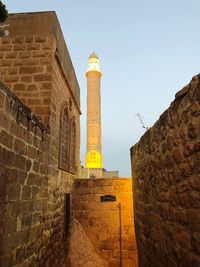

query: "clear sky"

left=3, top=0, right=200, bottom=176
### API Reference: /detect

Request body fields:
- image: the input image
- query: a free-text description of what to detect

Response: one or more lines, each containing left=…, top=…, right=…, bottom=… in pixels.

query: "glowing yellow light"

left=86, top=54, right=102, bottom=75
left=85, top=150, right=102, bottom=169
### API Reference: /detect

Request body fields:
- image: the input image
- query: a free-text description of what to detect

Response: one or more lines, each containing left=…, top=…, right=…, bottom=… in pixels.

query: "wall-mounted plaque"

left=100, top=194, right=116, bottom=202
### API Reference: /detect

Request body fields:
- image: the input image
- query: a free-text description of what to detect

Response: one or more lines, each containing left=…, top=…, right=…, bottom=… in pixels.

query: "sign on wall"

left=100, top=195, right=116, bottom=202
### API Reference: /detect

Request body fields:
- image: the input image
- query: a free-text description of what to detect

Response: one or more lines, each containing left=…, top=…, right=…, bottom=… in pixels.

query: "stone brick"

left=0, top=130, right=14, bottom=149
left=0, top=59, right=12, bottom=67
left=21, top=214, right=32, bottom=228
left=20, top=75, right=32, bottom=82
left=25, top=36, right=34, bottom=43
left=0, top=90, right=6, bottom=109
left=4, top=168, right=18, bottom=184
left=1, top=148, right=16, bottom=166
left=10, top=122, right=21, bottom=140
left=27, top=173, right=35, bottom=185
left=34, top=106, right=49, bottom=116
left=0, top=44, right=12, bottom=51
left=34, top=74, right=51, bottom=82
left=42, top=176, right=49, bottom=187
left=18, top=170, right=27, bottom=185
left=12, top=37, right=25, bottom=44
left=21, top=186, right=31, bottom=200
left=10, top=201, right=22, bottom=217
left=42, top=43, right=52, bottom=50
left=25, top=159, right=32, bottom=171
left=19, top=66, right=44, bottom=74
left=5, top=52, right=17, bottom=59
left=35, top=174, right=42, bottom=186
left=18, top=51, right=31, bottom=58
left=31, top=186, right=39, bottom=199
left=7, top=184, right=21, bottom=200
left=27, top=98, right=42, bottom=105
left=14, top=138, right=26, bottom=155
left=33, top=161, right=39, bottom=172
left=32, top=51, right=51, bottom=58
left=2, top=217, right=17, bottom=234
left=24, top=58, right=41, bottom=66
left=188, top=123, right=198, bottom=139
left=13, top=44, right=27, bottom=51
left=34, top=36, right=47, bottom=43
left=13, top=83, right=26, bottom=91
left=26, top=43, right=41, bottom=50
left=1, top=37, right=12, bottom=44
left=15, top=154, right=26, bottom=170
left=27, top=146, right=36, bottom=159
left=7, top=67, right=18, bottom=75
left=3, top=75, right=19, bottom=83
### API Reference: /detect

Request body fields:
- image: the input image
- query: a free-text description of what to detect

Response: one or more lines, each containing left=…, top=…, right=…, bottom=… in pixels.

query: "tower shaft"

left=85, top=53, right=102, bottom=169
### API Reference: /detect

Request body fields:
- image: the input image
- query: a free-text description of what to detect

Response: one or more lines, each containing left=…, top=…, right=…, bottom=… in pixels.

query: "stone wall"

left=0, top=80, right=73, bottom=267
left=69, top=178, right=138, bottom=267
left=130, top=75, right=200, bottom=267
left=0, top=34, right=54, bottom=125
left=0, top=12, right=80, bottom=267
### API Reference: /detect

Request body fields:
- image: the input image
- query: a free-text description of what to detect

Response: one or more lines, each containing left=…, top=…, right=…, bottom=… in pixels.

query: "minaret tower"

left=85, top=52, right=103, bottom=174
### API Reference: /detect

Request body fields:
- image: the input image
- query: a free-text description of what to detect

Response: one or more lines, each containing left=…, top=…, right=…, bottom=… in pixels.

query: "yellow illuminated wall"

left=85, top=150, right=102, bottom=169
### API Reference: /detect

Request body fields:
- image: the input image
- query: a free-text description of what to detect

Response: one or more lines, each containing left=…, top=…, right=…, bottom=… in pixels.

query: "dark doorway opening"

left=64, top=193, right=70, bottom=238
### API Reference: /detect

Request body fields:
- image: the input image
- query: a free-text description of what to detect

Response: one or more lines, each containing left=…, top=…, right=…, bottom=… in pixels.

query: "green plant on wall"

left=0, top=0, right=8, bottom=23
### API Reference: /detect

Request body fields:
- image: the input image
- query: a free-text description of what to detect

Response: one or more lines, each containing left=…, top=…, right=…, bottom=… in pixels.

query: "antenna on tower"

left=135, top=113, right=149, bottom=131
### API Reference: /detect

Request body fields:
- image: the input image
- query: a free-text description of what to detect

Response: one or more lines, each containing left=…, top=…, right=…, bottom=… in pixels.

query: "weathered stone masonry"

left=131, top=75, right=200, bottom=267
left=68, top=178, right=138, bottom=267
left=0, top=12, right=80, bottom=267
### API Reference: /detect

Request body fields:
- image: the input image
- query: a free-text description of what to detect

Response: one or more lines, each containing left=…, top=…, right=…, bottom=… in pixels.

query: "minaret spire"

left=85, top=52, right=103, bottom=176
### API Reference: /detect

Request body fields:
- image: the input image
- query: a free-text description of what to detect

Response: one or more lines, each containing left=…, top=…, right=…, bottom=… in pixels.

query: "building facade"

left=0, top=11, right=80, bottom=267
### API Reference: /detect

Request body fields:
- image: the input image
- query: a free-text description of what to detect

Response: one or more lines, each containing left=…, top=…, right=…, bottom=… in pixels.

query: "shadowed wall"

left=131, top=75, right=200, bottom=267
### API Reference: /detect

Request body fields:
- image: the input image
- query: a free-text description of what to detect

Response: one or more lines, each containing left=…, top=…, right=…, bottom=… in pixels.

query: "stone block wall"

left=0, top=81, right=74, bottom=267
left=0, top=34, right=55, bottom=125
left=68, top=178, right=138, bottom=267
left=0, top=82, right=48, bottom=266
left=130, top=75, right=200, bottom=267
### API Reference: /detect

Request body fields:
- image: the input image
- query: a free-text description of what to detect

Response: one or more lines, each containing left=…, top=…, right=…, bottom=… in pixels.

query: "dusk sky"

left=3, top=0, right=200, bottom=176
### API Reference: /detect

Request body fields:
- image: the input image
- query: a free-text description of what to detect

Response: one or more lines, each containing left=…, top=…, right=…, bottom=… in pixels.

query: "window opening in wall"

left=69, top=118, right=76, bottom=174
left=59, top=104, right=70, bottom=171
left=64, top=193, right=70, bottom=238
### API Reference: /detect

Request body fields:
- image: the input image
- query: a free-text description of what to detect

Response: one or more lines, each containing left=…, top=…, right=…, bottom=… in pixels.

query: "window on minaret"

left=69, top=118, right=76, bottom=174
left=59, top=103, right=70, bottom=171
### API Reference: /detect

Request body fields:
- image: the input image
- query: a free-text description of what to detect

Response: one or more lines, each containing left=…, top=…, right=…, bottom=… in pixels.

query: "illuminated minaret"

left=85, top=52, right=103, bottom=173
